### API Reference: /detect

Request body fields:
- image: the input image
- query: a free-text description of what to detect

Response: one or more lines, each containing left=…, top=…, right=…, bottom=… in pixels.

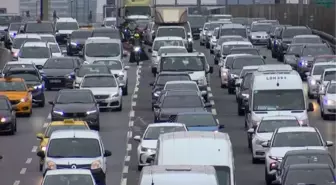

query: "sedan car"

left=73, top=64, right=111, bottom=88
left=248, top=22, right=272, bottom=45
left=42, top=169, right=96, bottom=185
left=319, top=80, right=336, bottom=120
left=47, top=42, right=63, bottom=57
left=49, top=89, right=100, bottom=130
left=67, top=29, right=92, bottom=55
left=133, top=123, right=187, bottom=170
left=163, top=80, right=207, bottom=101
left=229, top=47, right=262, bottom=56
left=0, top=95, right=17, bottom=135
left=213, top=35, right=245, bottom=63
left=283, top=44, right=304, bottom=69
left=172, top=112, right=224, bottom=132
left=291, top=34, right=323, bottom=44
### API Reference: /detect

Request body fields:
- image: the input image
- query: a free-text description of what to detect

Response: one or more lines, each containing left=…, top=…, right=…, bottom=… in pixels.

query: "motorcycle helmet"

left=134, top=33, right=140, bottom=38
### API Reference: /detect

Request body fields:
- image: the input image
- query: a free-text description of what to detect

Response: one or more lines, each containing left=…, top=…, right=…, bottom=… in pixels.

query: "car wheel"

left=138, top=165, right=143, bottom=171
left=38, top=96, right=45, bottom=107
left=321, top=106, right=328, bottom=120
left=8, top=123, right=15, bottom=135
left=238, top=104, right=244, bottom=116
left=206, top=43, right=210, bottom=48
left=265, top=168, right=274, bottom=185
left=39, top=162, right=43, bottom=172
left=251, top=149, right=258, bottom=164
left=247, top=134, right=252, bottom=149
left=116, top=102, right=122, bottom=111
left=14, top=119, right=17, bottom=132
left=228, top=87, right=234, bottom=94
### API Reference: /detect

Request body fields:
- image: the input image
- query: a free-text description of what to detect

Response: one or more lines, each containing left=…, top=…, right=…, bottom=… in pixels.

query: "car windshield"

left=71, top=31, right=92, bottom=39
left=56, top=91, right=94, bottom=103
left=251, top=24, right=272, bottom=32
left=232, top=58, right=264, bottom=69
left=158, top=48, right=187, bottom=55
left=44, top=58, right=74, bottom=69
left=242, top=73, right=252, bottom=89
left=162, top=95, right=203, bottom=108
left=20, top=46, right=50, bottom=58
left=92, top=30, right=120, bottom=39
left=49, top=44, right=60, bottom=53
left=157, top=75, right=190, bottom=85
left=324, top=71, right=336, bottom=81
left=220, top=28, right=247, bottom=38
left=144, top=126, right=186, bottom=140
left=315, top=57, right=336, bottom=63
left=4, top=64, right=34, bottom=71
left=0, top=81, right=26, bottom=91
left=240, top=69, right=256, bottom=77
left=85, top=43, right=120, bottom=57
left=9, top=23, right=21, bottom=31
left=56, top=22, right=78, bottom=30
left=214, top=166, right=231, bottom=185
left=157, top=27, right=186, bottom=39
left=43, top=174, right=94, bottom=185
left=222, top=45, right=252, bottom=55
left=165, top=83, right=198, bottom=91
left=230, top=49, right=259, bottom=55
left=26, top=22, right=54, bottom=34
left=284, top=169, right=334, bottom=185
left=188, top=16, right=206, bottom=27
left=47, top=138, right=101, bottom=158
left=77, top=66, right=110, bottom=77
left=283, top=28, right=312, bottom=38
left=284, top=154, right=334, bottom=168
left=257, top=120, right=299, bottom=133
left=218, top=37, right=244, bottom=45
left=312, top=65, right=336, bottom=75
left=45, top=125, right=88, bottom=137
left=81, top=76, right=117, bottom=88
left=41, top=36, right=55, bottom=43
left=272, top=132, right=322, bottom=147
left=287, top=45, right=303, bottom=55
left=105, top=20, right=116, bottom=26
left=327, top=84, right=336, bottom=94
left=161, top=56, right=206, bottom=71
left=293, top=37, right=322, bottom=44
left=176, top=114, right=217, bottom=127
left=0, top=99, right=9, bottom=110
left=7, top=72, right=40, bottom=81
left=93, top=60, right=122, bottom=69
left=153, top=40, right=184, bottom=51
left=302, top=46, right=333, bottom=56
left=13, top=38, right=41, bottom=49
left=253, top=89, right=305, bottom=111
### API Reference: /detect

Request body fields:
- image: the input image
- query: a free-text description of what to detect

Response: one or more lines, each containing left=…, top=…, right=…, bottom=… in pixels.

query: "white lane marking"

left=133, top=94, right=138, bottom=99
left=20, top=168, right=26, bottom=174
left=47, top=113, right=51, bottom=119
left=125, top=156, right=130, bottom=162
left=210, top=100, right=215, bottom=105
left=127, top=144, right=132, bottom=151
left=31, top=146, right=38, bottom=153
left=129, top=121, right=134, bottom=127
left=13, top=181, right=20, bottom=185
left=129, top=110, right=135, bottom=118
left=134, top=87, right=139, bottom=92
left=131, top=101, right=136, bottom=107
left=25, top=158, right=32, bottom=164
left=121, top=178, right=127, bottom=185
left=123, top=166, right=129, bottom=173
left=208, top=93, right=213, bottom=98
left=127, top=131, right=132, bottom=138
left=211, top=109, right=217, bottom=115
left=43, top=122, right=49, bottom=128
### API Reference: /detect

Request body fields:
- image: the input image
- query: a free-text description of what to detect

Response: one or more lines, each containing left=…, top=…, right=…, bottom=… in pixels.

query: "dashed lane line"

left=19, top=168, right=26, bottom=175
left=13, top=180, right=20, bottom=185
left=25, top=158, right=32, bottom=164
left=31, top=146, right=38, bottom=153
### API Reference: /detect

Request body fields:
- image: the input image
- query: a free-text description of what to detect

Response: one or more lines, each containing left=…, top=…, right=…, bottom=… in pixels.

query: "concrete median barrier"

left=0, top=47, right=11, bottom=69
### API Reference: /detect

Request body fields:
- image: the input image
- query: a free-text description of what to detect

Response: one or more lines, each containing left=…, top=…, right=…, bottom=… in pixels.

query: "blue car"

left=172, top=112, right=224, bottom=132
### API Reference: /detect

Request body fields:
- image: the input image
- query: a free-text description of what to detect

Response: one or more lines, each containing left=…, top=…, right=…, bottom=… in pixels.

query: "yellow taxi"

left=36, top=119, right=90, bottom=171
left=0, top=78, right=33, bottom=116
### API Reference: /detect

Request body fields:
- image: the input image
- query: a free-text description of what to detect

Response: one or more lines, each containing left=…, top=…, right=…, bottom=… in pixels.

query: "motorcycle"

left=133, top=46, right=141, bottom=65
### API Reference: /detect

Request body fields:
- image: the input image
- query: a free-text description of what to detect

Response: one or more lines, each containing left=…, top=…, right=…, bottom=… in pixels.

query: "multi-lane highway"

left=0, top=41, right=334, bottom=185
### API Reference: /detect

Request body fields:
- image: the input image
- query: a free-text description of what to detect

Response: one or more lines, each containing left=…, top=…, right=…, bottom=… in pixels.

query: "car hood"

left=231, top=69, right=242, bottom=75
left=301, top=56, right=314, bottom=61
left=81, top=87, right=119, bottom=95
left=282, top=38, right=292, bottom=43
left=47, top=157, right=102, bottom=166
left=0, top=92, right=27, bottom=100
left=187, top=126, right=218, bottom=132
left=18, top=58, right=48, bottom=66
left=187, top=71, right=206, bottom=81
left=110, top=69, right=122, bottom=75
left=326, top=94, right=336, bottom=101
left=252, top=111, right=307, bottom=123
left=161, top=108, right=205, bottom=115
left=58, top=30, right=74, bottom=34
left=311, top=75, right=321, bottom=81
left=43, top=68, right=74, bottom=77
left=85, top=56, right=121, bottom=63
left=25, top=81, right=42, bottom=88
left=141, top=140, right=157, bottom=149
left=255, top=133, right=273, bottom=141
left=0, top=109, right=12, bottom=117
left=54, top=103, right=96, bottom=112
left=71, top=39, right=86, bottom=44
left=268, top=146, right=326, bottom=158
left=250, top=31, right=268, bottom=36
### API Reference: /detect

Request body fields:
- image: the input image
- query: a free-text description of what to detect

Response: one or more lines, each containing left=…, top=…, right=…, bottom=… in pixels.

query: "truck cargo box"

left=154, top=7, right=187, bottom=24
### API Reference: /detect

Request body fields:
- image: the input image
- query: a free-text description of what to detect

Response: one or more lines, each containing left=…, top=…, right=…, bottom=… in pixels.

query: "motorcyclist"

left=131, top=33, right=141, bottom=65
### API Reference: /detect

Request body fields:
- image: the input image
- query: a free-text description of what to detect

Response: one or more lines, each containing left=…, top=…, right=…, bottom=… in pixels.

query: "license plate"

left=50, top=79, right=61, bottom=83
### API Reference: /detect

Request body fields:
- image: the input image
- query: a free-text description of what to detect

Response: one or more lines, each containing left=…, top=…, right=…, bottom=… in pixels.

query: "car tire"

left=200, top=41, right=204, bottom=46
left=265, top=168, right=273, bottom=185
left=252, top=151, right=259, bottom=164
left=116, top=102, right=122, bottom=111
left=321, top=107, right=328, bottom=120
left=247, top=134, right=252, bottom=149
left=8, top=123, right=15, bottom=135
left=138, top=165, right=143, bottom=171
left=123, top=85, right=128, bottom=96
left=307, top=92, right=314, bottom=99
left=14, top=119, right=17, bottom=132
left=228, top=87, right=234, bottom=94
left=206, top=43, right=210, bottom=48
left=38, top=96, right=45, bottom=107
left=238, top=104, right=244, bottom=116
left=39, top=163, right=43, bottom=172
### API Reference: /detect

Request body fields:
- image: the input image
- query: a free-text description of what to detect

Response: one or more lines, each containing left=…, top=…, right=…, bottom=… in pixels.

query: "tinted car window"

left=25, top=22, right=54, bottom=34
left=283, top=28, right=312, bottom=38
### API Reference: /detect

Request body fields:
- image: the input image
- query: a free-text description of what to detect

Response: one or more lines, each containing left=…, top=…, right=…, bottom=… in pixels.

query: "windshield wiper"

left=70, top=101, right=89, bottom=104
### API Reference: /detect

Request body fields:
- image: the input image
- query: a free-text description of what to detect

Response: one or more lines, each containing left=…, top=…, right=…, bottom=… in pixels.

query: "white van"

left=139, top=165, right=219, bottom=185
left=83, top=38, right=124, bottom=63
left=145, top=131, right=234, bottom=185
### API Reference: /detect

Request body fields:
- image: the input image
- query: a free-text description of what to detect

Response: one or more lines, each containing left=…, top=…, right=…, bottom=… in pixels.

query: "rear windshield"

left=283, top=28, right=312, bottom=38
left=220, top=28, right=247, bottom=38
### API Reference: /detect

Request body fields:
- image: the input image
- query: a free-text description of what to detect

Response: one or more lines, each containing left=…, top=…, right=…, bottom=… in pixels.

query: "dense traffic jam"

left=0, top=13, right=335, bottom=185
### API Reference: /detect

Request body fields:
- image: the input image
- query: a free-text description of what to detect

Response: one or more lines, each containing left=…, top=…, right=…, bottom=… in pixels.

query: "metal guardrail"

left=311, top=28, right=336, bottom=53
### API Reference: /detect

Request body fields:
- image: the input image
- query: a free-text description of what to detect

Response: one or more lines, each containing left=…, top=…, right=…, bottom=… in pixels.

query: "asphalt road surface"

left=0, top=41, right=334, bottom=185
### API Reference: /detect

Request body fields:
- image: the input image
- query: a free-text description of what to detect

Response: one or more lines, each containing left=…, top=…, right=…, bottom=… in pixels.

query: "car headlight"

left=242, top=93, right=249, bottom=98
left=309, top=79, right=316, bottom=85
left=134, top=47, right=140, bottom=52
left=52, top=110, right=64, bottom=115
left=0, top=117, right=9, bottom=122
left=154, top=91, right=161, bottom=97
left=47, top=161, right=57, bottom=170
left=34, top=84, right=43, bottom=89
left=91, top=160, right=101, bottom=170
left=70, top=42, right=77, bottom=46
left=222, top=71, right=228, bottom=76
left=86, top=109, right=97, bottom=114
left=111, top=92, right=120, bottom=98
left=298, top=118, right=309, bottom=126
left=41, top=146, right=46, bottom=151
left=299, top=59, right=308, bottom=66
left=324, top=98, right=336, bottom=105
left=141, top=147, right=156, bottom=153
left=255, top=138, right=265, bottom=145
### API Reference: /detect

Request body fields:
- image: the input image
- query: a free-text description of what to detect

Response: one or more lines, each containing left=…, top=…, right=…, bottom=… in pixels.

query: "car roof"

left=59, top=89, right=92, bottom=93
left=285, top=149, right=330, bottom=156
left=324, top=68, right=336, bottom=72
left=92, top=27, right=119, bottom=32
left=252, top=22, right=273, bottom=26
left=83, top=74, right=115, bottom=78
left=126, top=15, right=149, bottom=19
left=142, top=165, right=216, bottom=175
left=315, top=55, right=336, bottom=58
left=293, top=34, right=319, bottom=38
left=72, top=29, right=92, bottom=33
left=7, top=67, right=37, bottom=72
left=154, top=36, right=184, bottom=41
left=49, top=130, right=100, bottom=139
left=222, top=41, right=252, bottom=45
left=242, top=65, right=260, bottom=70
left=231, top=47, right=258, bottom=50
left=165, top=90, right=200, bottom=96
left=48, top=56, right=74, bottom=60
left=49, top=119, right=88, bottom=126
left=159, top=46, right=186, bottom=50
left=233, top=55, right=262, bottom=59
left=262, top=115, right=298, bottom=121
left=15, top=34, right=41, bottom=39
left=220, top=23, right=245, bottom=28
left=104, top=17, right=116, bottom=21
left=22, top=41, right=47, bottom=47
left=257, top=64, right=293, bottom=72
left=56, top=17, right=77, bottom=22
left=303, top=43, right=328, bottom=47
left=147, top=122, right=186, bottom=127
left=45, top=169, right=92, bottom=175
left=226, top=54, right=252, bottom=58
left=165, top=81, right=196, bottom=85
left=219, top=35, right=243, bottom=38
left=38, top=34, right=55, bottom=37
left=277, top=126, right=316, bottom=133
left=161, top=52, right=205, bottom=57
left=285, top=26, right=309, bottom=29
left=287, top=163, right=332, bottom=169
left=159, top=71, right=191, bottom=76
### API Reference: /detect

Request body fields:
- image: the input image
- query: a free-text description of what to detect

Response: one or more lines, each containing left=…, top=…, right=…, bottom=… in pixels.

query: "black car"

left=236, top=73, right=253, bottom=116
left=3, top=67, right=45, bottom=107
left=91, top=28, right=121, bottom=40
left=274, top=26, right=312, bottom=61
left=272, top=164, right=335, bottom=185
left=67, top=30, right=92, bottom=55
left=270, top=25, right=289, bottom=55
left=227, top=55, right=265, bottom=94
left=49, top=89, right=100, bottom=130
left=273, top=149, right=335, bottom=182
left=20, top=20, right=54, bottom=35
left=150, top=72, right=192, bottom=109
left=295, top=43, right=334, bottom=78
left=153, top=90, right=211, bottom=122
left=188, top=15, right=206, bottom=39
left=42, top=57, right=81, bottom=90
left=55, top=21, right=79, bottom=44
left=0, top=95, right=17, bottom=135
left=229, top=47, right=262, bottom=56
left=283, top=44, right=304, bottom=69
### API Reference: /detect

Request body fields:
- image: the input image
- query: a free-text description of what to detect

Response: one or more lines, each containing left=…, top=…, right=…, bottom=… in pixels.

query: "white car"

left=319, top=80, right=336, bottom=120
left=164, top=80, right=207, bottom=100
left=84, top=38, right=123, bottom=64
left=48, top=42, right=63, bottom=57
left=263, top=126, right=333, bottom=185
left=209, top=27, right=220, bottom=54
left=36, top=130, right=112, bottom=184
left=133, top=122, right=187, bottom=171
left=154, top=46, right=188, bottom=74
left=317, top=68, right=336, bottom=104
left=92, top=59, right=129, bottom=95
left=42, top=169, right=96, bottom=185
left=11, top=34, right=41, bottom=58
left=39, top=34, right=57, bottom=43
left=80, top=74, right=122, bottom=111
left=18, top=41, right=51, bottom=67
left=248, top=116, right=301, bottom=163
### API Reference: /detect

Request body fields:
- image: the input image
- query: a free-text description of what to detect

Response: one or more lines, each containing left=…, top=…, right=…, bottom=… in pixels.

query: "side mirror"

left=204, top=102, right=212, bottom=108
left=208, top=66, right=213, bottom=73
left=36, top=65, right=43, bottom=70
left=247, top=128, right=255, bottom=134
left=305, top=72, right=310, bottom=76
left=271, top=180, right=280, bottom=185
left=11, top=105, right=17, bottom=110
left=235, top=79, right=242, bottom=87
left=219, top=124, right=225, bottom=129
left=263, top=56, right=266, bottom=59
left=104, top=150, right=112, bottom=157
left=326, top=141, right=334, bottom=147
left=133, top=135, right=141, bottom=142
left=48, top=101, right=54, bottom=105
left=83, top=61, right=89, bottom=64
left=55, top=29, right=59, bottom=32
left=149, top=82, right=154, bottom=86
left=148, top=48, right=152, bottom=53
left=37, top=151, right=45, bottom=158
left=101, top=24, right=105, bottom=27
left=307, top=102, right=314, bottom=112
left=36, top=133, right=44, bottom=140
left=261, top=141, right=270, bottom=148
left=124, top=66, right=130, bottom=70
left=19, top=30, right=24, bottom=33
left=295, top=54, right=300, bottom=58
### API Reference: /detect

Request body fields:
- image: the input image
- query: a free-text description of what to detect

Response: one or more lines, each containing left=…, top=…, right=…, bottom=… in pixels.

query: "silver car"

left=319, top=80, right=336, bottom=120
left=92, top=59, right=129, bottom=95
left=248, top=23, right=272, bottom=45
